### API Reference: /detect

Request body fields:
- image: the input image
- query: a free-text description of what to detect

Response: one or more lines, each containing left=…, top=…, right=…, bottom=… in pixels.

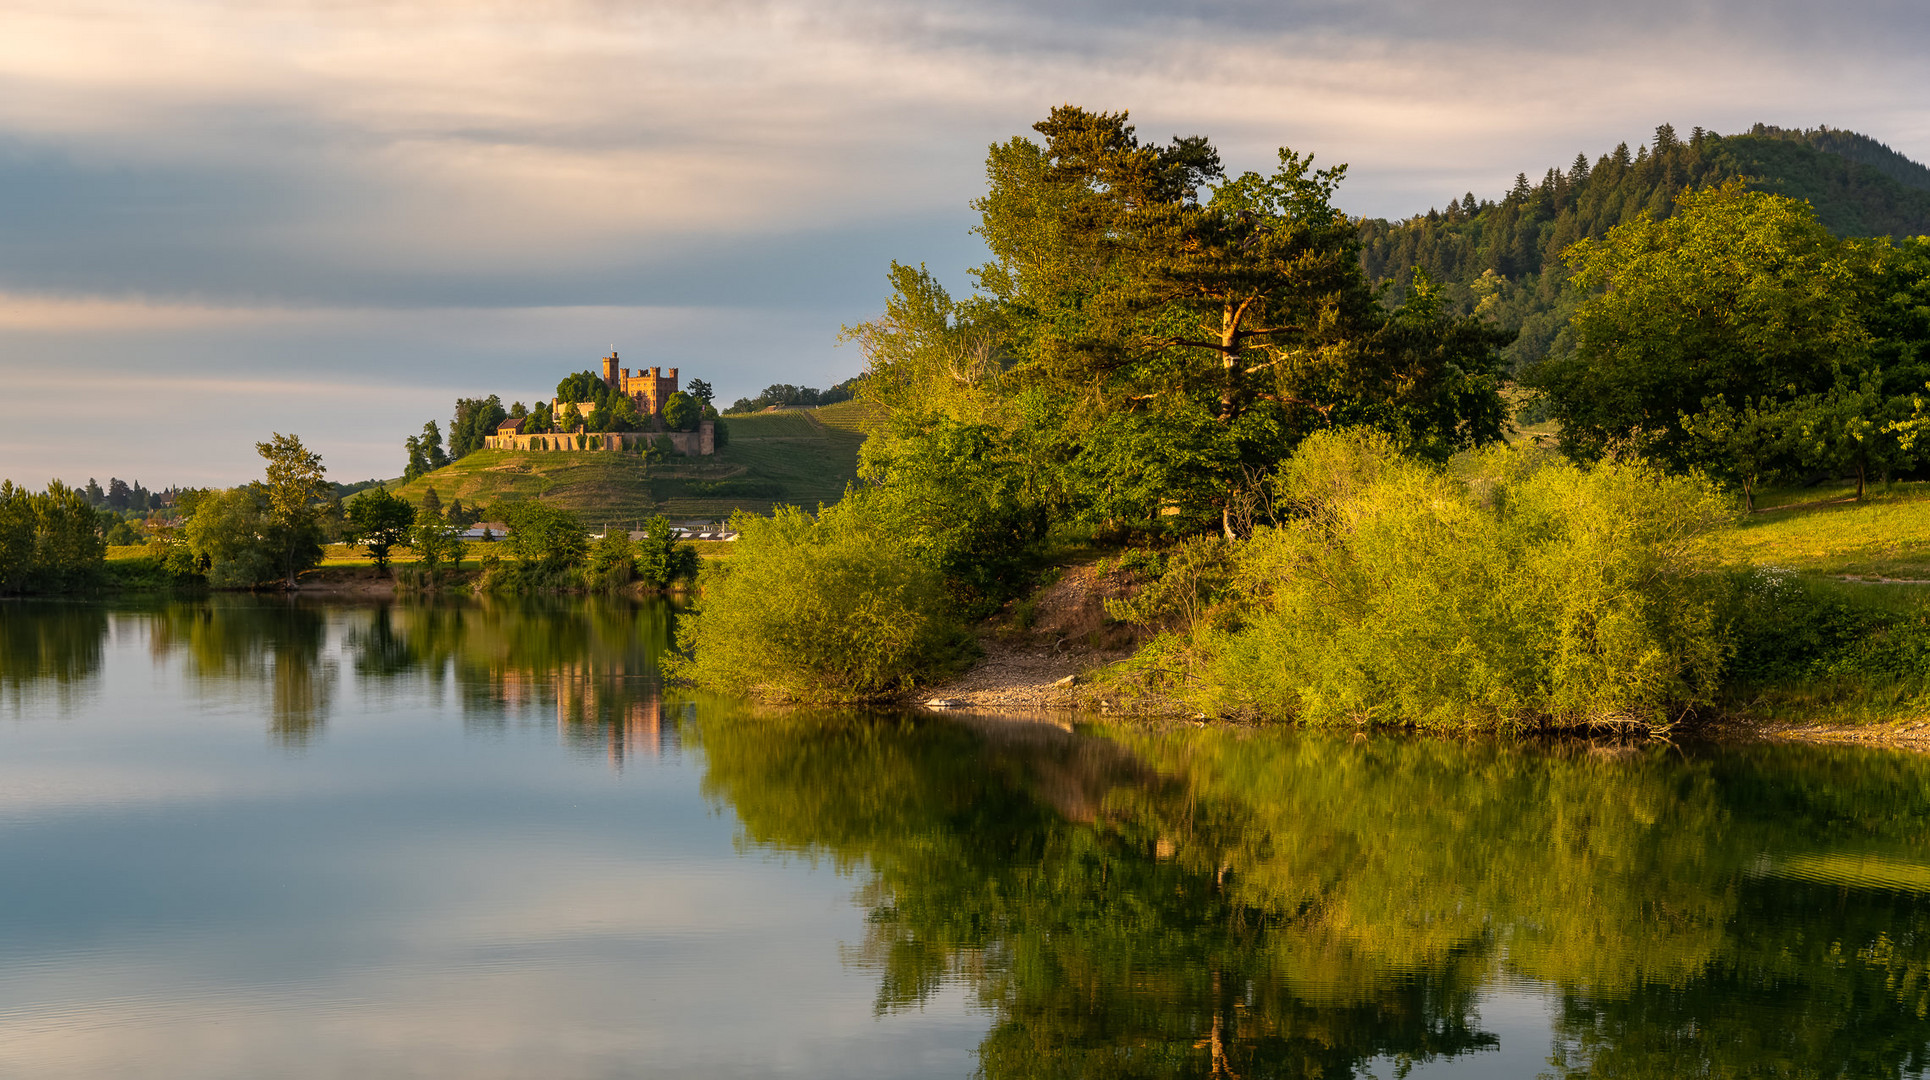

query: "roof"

left=496, top=417, right=525, bottom=433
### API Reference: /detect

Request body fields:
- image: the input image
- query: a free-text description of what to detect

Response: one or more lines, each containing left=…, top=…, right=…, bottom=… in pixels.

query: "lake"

left=1, top=596, right=1927, bottom=1078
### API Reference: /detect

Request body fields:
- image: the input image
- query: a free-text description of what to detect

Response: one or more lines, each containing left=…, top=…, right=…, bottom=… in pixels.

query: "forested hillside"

left=1359, top=124, right=1930, bottom=368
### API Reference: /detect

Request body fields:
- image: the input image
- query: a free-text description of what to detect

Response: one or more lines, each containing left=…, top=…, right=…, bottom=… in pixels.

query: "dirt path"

left=916, top=562, right=1159, bottom=715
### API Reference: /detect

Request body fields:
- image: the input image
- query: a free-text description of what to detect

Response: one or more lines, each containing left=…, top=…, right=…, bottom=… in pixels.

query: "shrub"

left=586, top=529, right=636, bottom=591
left=686, top=479, right=785, bottom=498
left=1186, top=431, right=1737, bottom=731
left=670, top=499, right=970, bottom=702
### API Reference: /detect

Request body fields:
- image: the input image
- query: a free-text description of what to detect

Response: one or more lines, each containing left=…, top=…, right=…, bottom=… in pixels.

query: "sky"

left=2, top=0, right=1927, bottom=485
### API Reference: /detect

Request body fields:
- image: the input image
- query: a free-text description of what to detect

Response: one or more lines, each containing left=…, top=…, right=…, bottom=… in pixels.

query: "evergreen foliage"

left=1357, top=124, right=1930, bottom=370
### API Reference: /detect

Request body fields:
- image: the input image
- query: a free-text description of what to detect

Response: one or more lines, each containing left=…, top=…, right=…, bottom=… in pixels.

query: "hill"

left=388, top=404, right=882, bottom=526
left=1356, top=123, right=1930, bottom=370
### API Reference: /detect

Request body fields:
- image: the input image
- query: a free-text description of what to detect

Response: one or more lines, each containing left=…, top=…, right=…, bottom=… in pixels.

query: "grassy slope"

left=1721, top=480, right=1930, bottom=580
left=387, top=406, right=872, bottom=525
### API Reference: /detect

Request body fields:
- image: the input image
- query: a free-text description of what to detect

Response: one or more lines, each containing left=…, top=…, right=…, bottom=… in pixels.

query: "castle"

left=483, top=349, right=715, bottom=456
left=595, top=351, right=679, bottom=418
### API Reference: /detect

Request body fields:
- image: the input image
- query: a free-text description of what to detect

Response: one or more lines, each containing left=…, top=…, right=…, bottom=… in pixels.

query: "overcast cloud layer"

left=2, top=0, right=1927, bottom=483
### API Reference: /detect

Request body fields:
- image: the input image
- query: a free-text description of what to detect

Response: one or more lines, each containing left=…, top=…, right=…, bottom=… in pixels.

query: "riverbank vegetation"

left=670, top=106, right=1930, bottom=729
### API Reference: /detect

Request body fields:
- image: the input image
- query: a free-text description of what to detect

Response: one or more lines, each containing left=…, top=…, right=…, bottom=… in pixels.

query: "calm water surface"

left=2, top=597, right=1928, bottom=1078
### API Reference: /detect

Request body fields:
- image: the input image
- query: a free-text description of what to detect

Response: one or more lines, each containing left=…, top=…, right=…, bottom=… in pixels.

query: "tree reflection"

left=0, top=601, right=107, bottom=710
left=146, top=599, right=338, bottom=744
left=693, top=713, right=1930, bottom=1079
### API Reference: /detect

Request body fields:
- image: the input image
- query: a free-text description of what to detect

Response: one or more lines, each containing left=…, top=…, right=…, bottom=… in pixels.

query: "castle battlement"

left=600, top=350, right=679, bottom=418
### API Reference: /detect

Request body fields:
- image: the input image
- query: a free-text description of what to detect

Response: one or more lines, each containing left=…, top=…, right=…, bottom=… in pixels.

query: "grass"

left=812, top=401, right=887, bottom=436
left=1720, top=479, right=1930, bottom=580
left=385, top=407, right=869, bottom=526
left=719, top=411, right=822, bottom=438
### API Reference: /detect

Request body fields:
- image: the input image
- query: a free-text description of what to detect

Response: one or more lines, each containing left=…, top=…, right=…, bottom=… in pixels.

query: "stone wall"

left=484, top=432, right=651, bottom=452
left=482, top=420, right=715, bottom=456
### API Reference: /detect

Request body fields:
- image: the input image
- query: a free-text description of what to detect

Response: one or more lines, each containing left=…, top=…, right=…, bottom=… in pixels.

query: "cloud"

left=0, top=0, right=1925, bottom=478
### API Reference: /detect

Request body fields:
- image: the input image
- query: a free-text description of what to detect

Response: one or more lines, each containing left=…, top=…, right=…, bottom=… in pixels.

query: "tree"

left=555, top=370, right=604, bottom=405
left=1680, top=397, right=1794, bottom=510
left=256, top=432, right=328, bottom=588
left=411, top=509, right=462, bottom=575
left=1526, top=182, right=1881, bottom=467
left=343, top=487, right=416, bottom=569
left=420, top=422, right=450, bottom=471
left=634, top=515, right=699, bottom=587
left=586, top=528, right=636, bottom=590
left=184, top=486, right=279, bottom=589
left=686, top=378, right=714, bottom=406
left=500, top=501, right=587, bottom=569
left=853, top=106, right=1507, bottom=538
left=0, top=480, right=107, bottom=594
left=403, top=435, right=428, bottom=481
left=662, top=391, right=702, bottom=432
left=449, top=395, right=508, bottom=458
left=1787, top=372, right=1916, bottom=499
left=420, top=486, right=443, bottom=519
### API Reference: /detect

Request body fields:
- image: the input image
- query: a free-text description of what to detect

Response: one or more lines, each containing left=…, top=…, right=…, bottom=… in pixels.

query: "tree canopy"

left=849, top=105, right=1509, bottom=542
left=1525, top=183, right=1930, bottom=496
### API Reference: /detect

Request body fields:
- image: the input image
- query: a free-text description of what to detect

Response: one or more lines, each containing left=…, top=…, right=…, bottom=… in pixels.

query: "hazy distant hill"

left=1357, top=124, right=1930, bottom=370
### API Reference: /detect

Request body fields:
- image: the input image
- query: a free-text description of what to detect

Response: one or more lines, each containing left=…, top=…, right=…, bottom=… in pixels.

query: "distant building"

left=482, top=349, right=714, bottom=456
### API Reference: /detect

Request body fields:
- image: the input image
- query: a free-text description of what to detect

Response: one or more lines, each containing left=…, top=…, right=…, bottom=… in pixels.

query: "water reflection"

left=694, top=712, right=1930, bottom=1079
left=0, top=601, right=105, bottom=712
left=2, top=599, right=1928, bottom=1078
left=344, top=599, right=681, bottom=766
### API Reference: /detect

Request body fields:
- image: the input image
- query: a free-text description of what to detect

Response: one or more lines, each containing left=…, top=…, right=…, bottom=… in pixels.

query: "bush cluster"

left=1115, top=431, right=1738, bottom=731
left=669, top=500, right=971, bottom=702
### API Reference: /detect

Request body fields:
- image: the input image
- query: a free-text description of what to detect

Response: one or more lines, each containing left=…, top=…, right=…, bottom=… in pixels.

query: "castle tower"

left=601, top=350, right=620, bottom=390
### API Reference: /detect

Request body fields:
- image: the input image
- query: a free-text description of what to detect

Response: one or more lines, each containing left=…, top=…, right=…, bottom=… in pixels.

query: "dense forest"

left=1359, top=123, right=1930, bottom=368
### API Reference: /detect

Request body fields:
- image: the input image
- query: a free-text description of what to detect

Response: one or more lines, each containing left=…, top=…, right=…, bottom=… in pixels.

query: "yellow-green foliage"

left=1195, top=432, right=1736, bottom=730
left=1720, top=480, right=1930, bottom=579
left=671, top=500, right=966, bottom=702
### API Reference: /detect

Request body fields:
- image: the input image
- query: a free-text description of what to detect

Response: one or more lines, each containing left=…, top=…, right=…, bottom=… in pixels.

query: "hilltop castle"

left=596, top=351, right=679, bottom=418
left=483, top=349, right=715, bottom=456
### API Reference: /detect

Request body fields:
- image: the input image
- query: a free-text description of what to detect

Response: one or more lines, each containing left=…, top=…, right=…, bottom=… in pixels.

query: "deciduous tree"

left=256, top=433, right=328, bottom=588
left=344, top=487, right=416, bottom=569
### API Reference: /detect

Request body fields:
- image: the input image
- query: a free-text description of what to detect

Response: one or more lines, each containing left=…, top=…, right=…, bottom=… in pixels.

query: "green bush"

left=670, top=499, right=970, bottom=702
left=686, top=479, right=785, bottom=498
left=586, top=528, right=635, bottom=591
left=1177, top=431, right=1737, bottom=731
left=1724, top=571, right=1930, bottom=690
